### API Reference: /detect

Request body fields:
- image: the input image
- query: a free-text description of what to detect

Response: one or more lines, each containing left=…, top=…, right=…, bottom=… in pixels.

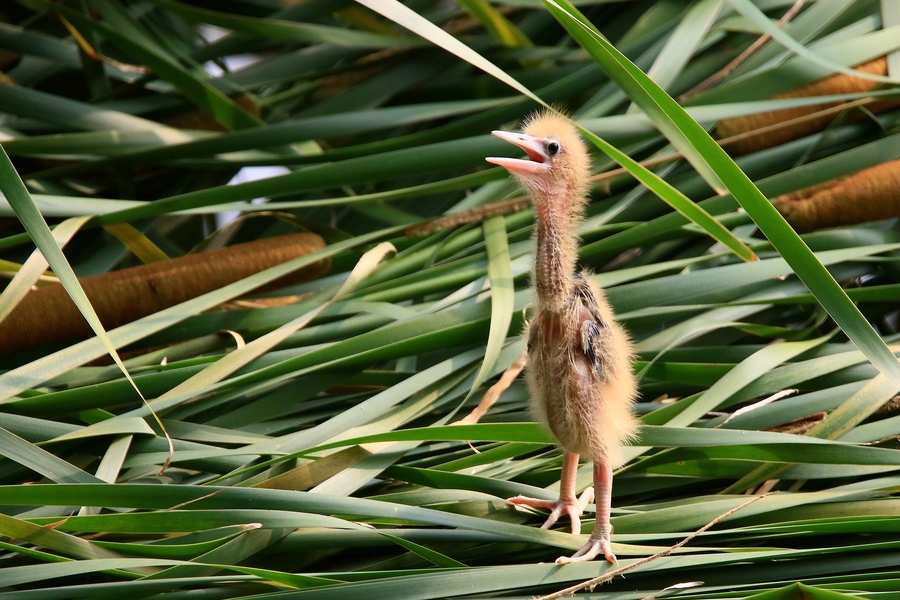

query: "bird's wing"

left=573, top=273, right=610, bottom=382
left=580, top=319, right=606, bottom=381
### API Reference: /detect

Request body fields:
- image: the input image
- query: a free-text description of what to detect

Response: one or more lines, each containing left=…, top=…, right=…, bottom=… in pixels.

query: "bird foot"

left=507, top=487, right=594, bottom=535
left=556, top=525, right=616, bottom=565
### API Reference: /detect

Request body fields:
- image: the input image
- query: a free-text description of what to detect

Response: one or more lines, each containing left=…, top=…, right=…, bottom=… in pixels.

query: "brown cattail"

left=404, top=197, right=530, bottom=237
left=0, top=232, right=329, bottom=354
left=717, top=58, right=898, bottom=155
left=873, top=394, right=900, bottom=418
left=772, top=159, right=900, bottom=232
left=765, top=412, right=827, bottom=436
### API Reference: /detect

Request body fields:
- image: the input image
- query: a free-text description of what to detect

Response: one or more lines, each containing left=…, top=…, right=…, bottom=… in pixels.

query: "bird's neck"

left=532, top=187, right=582, bottom=312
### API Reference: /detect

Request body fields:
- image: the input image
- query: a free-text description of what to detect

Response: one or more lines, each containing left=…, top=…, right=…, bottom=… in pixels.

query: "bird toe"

left=508, top=494, right=589, bottom=535
left=556, top=533, right=616, bottom=565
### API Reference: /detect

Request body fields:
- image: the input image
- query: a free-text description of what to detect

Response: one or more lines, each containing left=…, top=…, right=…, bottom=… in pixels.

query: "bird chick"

left=486, top=112, right=638, bottom=564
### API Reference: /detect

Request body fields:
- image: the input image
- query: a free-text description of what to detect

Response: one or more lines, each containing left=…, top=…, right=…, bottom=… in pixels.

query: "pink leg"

left=508, top=451, right=594, bottom=535
left=557, top=461, right=616, bottom=564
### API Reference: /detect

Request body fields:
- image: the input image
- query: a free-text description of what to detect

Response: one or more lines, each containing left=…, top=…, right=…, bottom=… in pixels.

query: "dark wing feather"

left=581, top=320, right=605, bottom=380
left=572, top=272, right=608, bottom=328
left=574, top=272, right=609, bottom=381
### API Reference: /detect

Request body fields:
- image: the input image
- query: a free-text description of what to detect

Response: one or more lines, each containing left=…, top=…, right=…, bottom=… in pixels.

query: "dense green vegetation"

left=1, top=0, right=900, bottom=597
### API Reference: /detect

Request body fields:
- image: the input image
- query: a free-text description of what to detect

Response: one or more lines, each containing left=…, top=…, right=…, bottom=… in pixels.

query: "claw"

left=577, top=486, right=595, bottom=511
left=540, top=501, right=569, bottom=532
left=556, top=524, right=616, bottom=565
left=507, top=490, right=593, bottom=535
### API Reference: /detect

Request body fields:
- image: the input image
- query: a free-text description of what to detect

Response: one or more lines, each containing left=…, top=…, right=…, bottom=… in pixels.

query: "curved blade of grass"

left=544, top=0, right=900, bottom=390
left=0, top=21, right=82, bottom=67
left=103, top=222, right=170, bottom=263
left=92, top=525, right=262, bottom=559
left=464, top=216, right=515, bottom=402
left=78, top=435, right=132, bottom=513
left=577, top=126, right=756, bottom=262
left=378, top=532, right=468, bottom=568
left=193, top=564, right=338, bottom=590
left=354, top=0, right=546, bottom=106
left=383, top=465, right=555, bottom=502
left=0, top=512, right=122, bottom=561
left=53, top=417, right=153, bottom=442
left=0, top=426, right=100, bottom=484
left=141, top=526, right=293, bottom=581
left=0, top=215, right=89, bottom=325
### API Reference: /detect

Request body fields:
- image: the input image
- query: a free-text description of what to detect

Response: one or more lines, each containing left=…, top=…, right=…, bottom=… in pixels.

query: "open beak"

left=486, top=130, right=551, bottom=175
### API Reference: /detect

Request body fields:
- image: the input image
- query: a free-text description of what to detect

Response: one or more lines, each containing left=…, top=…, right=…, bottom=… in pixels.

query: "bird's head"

left=486, top=112, right=591, bottom=203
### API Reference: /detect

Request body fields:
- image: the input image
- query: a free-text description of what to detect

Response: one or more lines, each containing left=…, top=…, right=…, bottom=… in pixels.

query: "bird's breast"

left=527, top=292, right=594, bottom=367
left=525, top=284, right=616, bottom=456
left=527, top=304, right=585, bottom=401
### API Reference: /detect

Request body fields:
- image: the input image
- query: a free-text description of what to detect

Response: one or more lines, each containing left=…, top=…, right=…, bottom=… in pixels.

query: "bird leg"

left=556, top=461, right=616, bottom=564
left=508, top=451, right=594, bottom=535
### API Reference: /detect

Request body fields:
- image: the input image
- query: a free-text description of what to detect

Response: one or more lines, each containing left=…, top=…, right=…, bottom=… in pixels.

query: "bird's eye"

left=546, top=142, right=560, bottom=156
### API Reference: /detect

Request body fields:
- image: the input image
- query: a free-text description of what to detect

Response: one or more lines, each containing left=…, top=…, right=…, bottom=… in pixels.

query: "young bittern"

left=487, top=112, right=637, bottom=564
